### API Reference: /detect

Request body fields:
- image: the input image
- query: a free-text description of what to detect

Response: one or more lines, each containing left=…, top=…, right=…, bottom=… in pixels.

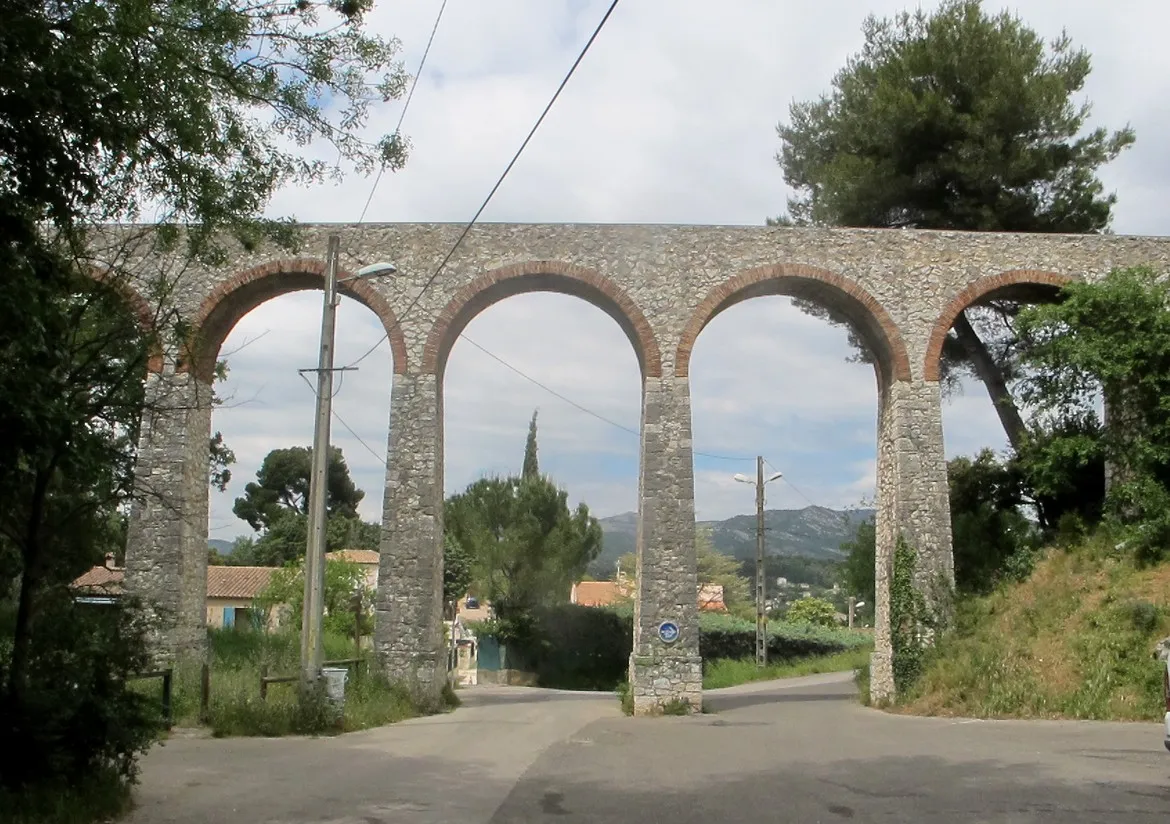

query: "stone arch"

left=86, top=266, right=165, bottom=373
left=421, top=260, right=663, bottom=378
left=182, top=258, right=409, bottom=382
left=675, top=263, right=912, bottom=384
left=923, top=269, right=1076, bottom=381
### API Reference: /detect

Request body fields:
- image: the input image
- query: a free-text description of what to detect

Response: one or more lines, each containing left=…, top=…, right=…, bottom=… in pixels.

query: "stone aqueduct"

left=115, top=223, right=1170, bottom=713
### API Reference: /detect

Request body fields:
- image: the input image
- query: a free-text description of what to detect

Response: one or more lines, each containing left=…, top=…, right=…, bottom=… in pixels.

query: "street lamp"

left=847, top=598, right=867, bottom=630
left=734, top=457, right=784, bottom=667
left=300, top=235, right=396, bottom=691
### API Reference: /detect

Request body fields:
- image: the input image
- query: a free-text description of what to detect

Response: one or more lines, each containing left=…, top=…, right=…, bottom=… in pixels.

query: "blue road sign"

left=658, top=621, right=680, bottom=644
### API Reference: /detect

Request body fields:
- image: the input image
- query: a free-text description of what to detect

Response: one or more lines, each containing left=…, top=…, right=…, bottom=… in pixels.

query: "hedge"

left=480, top=604, right=868, bottom=690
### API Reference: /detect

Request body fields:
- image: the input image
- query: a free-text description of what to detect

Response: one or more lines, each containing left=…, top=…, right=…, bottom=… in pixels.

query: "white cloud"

left=210, top=0, right=1170, bottom=537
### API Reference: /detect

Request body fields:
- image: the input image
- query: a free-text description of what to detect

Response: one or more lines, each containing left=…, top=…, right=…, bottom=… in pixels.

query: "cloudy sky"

left=209, top=0, right=1170, bottom=540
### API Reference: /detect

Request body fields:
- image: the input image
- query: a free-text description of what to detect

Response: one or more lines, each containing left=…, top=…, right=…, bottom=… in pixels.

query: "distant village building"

left=72, top=556, right=280, bottom=630
left=325, top=548, right=379, bottom=590
left=569, top=579, right=727, bottom=612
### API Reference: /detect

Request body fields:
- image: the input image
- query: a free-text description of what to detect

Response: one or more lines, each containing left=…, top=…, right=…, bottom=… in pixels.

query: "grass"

left=898, top=538, right=1170, bottom=720
left=153, top=629, right=451, bottom=737
left=702, top=645, right=874, bottom=690
left=1, top=767, right=133, bottom=824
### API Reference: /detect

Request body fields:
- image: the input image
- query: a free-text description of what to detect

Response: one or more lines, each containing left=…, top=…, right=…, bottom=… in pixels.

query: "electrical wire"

left=356, top=0, right=450, bottom=224
left=297, top=372, right=386, bottom=466
left=764, top=457, right=819, bottom=508
left=341, top=0, right=623, bottom=372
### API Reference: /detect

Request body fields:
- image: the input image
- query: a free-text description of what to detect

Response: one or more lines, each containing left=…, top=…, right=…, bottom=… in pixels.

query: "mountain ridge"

left=588, top=505, right=874, bottom=577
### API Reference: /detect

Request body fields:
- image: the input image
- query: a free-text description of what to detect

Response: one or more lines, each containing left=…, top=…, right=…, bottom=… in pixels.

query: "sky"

left=208, top=0, right=1170, bottom=541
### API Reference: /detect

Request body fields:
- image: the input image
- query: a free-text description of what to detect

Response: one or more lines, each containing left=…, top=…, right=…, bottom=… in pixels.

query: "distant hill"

left=208, top=538, right=235, bottom=555
left=588, top=506, right=874, bottom=578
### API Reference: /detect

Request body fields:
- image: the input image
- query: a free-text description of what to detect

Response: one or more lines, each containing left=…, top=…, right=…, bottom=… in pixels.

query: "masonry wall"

left=115, top=223, right=1170, bottom=705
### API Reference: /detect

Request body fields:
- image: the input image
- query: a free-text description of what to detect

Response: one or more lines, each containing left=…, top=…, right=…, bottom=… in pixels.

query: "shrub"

left=784, top=597, right=839, bottom=627
left=0, top=595, right=161, bottom=809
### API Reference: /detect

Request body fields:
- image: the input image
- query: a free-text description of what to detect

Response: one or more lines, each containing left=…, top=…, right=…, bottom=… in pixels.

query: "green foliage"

left=170, top=630, right=420, bottom=738
left=2, top=0, right=410, bottom=806
left=443, top=533, right=475, bottom=613
left=889, top=538, right=932, bottom=694
left=839, top=519, right=876, bottom=605
left=445, top=474, right=602, bottom=622
left=503, top=605, right=633, bottom=690
left=1017, top=265, right=1170, bottom=563
left=702, top=646, right=873, bottom=690
left=615, top=680, right=634, bottom=715
left=232, top=446, right=364, bottom=532
left=254, top=557, right=373, bottom=638
left=784, top=596, right=838, bottom=627
left=774, top=0, right=1131, bottom=443
left=2, top=0, right=407, bottom=243
left=696, top=526, right=750, bottom=612
left=522, top=409, right=540, bottom=479
left=777, top=0, right=1132, bottom=232
left=0, top=597, right=161, bottom=802
left=903, top=543, right=1169, bottom=720
left=948, top=450, right=1042, bottom=593
left=228, top=509, right=380, bottom=568
left=698, top=612, right=871, bottom=663
left=660, top=698, right=693, bottom=716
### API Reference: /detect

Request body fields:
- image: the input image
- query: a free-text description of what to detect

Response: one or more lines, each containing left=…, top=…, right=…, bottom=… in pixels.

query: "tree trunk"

left=952, top=311, right=1028, bottom=452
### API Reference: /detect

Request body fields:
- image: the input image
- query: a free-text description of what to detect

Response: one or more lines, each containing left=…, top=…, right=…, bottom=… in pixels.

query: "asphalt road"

left=128, top=673, right=1170, bottom=823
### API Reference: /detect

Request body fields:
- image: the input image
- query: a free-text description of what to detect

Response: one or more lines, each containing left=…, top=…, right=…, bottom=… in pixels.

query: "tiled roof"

left=697, top=583, right=727, bottom=612
left=206, top=566, right=277, bottom=599
left=74, top=566, right=125, bottom=593
left=326, top=549, right=380, bottom=565
left=571, top=581, right=630, bottom=607
left=73, top=565, right=277, bottom=601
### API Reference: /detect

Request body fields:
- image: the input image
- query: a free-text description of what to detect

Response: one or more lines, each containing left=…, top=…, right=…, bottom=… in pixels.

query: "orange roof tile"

left=206, top=566, right=277, bottom=600
left=325, top=549, right=380, bottom=565
left=73, top=566, right=125, bottom=593
left=571, top=581, right=631, bottom=607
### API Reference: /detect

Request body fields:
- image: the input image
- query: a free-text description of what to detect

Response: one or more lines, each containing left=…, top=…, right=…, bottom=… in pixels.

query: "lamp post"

left=734, top=457, right=783, bottom=667
left=848, top=597, right=867, bottom=630
left=300, top=234, right=397, bottom=692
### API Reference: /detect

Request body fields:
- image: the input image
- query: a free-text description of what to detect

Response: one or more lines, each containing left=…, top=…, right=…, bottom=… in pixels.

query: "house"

left=205, top=566, right=279, bottom=630
left=697, top=583, right=726, bottom=612
left=325, top=548, right=379, bottom=590
left=569, top=580, right=631, bottom=607
left=72, top=557, right=280, bottom=630
left=569, top=579, right=727, bottom=612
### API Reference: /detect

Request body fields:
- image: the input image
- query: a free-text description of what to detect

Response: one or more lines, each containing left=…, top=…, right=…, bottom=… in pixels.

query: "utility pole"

left=733, top=460, right=783, bottom=669
left=755, top=455, right=766, bottom=668
left=299, top=235, right=397, bottom=695
left=300, top=234, right=340, bottom=691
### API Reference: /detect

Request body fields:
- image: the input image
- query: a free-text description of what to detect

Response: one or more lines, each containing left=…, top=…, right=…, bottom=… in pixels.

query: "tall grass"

left=163, top=629, right=445, bottom=737
left=702, top=646, right=874, bottom=690
left=900, top=543, right=1170, bottom=720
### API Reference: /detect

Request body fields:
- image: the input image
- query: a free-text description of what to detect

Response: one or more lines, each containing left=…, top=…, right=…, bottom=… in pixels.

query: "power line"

left=356, top=0, right=449, bottom=224
left=764, top=457, right=819, bottom=508
left=461, top=332, right=751, bottom=462
left=342, top=0, right=623, bottom=372
left=298, top=372, right=386, bottom=466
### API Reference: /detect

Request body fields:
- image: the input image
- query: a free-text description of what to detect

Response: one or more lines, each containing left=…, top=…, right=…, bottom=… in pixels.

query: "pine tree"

left=522, top=409, right=540, bottom=479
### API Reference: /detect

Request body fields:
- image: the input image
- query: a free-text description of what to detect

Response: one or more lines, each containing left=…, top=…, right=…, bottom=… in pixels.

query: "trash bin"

left=321, top=667, right=349, bottom=714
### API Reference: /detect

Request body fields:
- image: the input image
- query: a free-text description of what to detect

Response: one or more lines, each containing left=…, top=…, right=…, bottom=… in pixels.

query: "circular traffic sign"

left=658, top=621, right=680, bottom=644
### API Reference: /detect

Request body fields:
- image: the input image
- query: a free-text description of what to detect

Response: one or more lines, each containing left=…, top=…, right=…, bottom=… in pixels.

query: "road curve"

left=129, top=673, right=1170, bottom=823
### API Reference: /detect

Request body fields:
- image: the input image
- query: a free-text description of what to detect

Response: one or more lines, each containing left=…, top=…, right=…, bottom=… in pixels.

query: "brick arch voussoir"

left=183, top=258, right=409, bottom=382
left=675, top=263, right=912, bottom=382
left=86, top=266, right=165, bottom=373
left=421, top=260, right=663, bottom=377
left=923, top=269, right=1076, bottom=382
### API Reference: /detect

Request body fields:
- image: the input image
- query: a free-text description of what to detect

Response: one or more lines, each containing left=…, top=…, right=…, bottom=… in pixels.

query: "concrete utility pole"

left=735, top=459, right=783, bottom=668
left=300, top=235, right=397, bottom=692
left=755, top=455, right=766, bottom=667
